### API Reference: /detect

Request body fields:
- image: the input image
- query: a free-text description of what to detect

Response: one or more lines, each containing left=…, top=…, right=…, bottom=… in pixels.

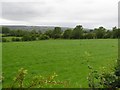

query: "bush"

left=12, top=38, right=21, bottom=42
left=22, top=35, right=31, bottom=41
left=2, top=38, right=8, bottom=42
left=31, top=35, right=36, bottom=41
left=83, top=33, right=95, bottom=39
left=38, top=35, right=49, bottom=40
left=3, top=68, right=68, bottom=88
left=87, top=63, right=120, bottom=88
left=22, top=35, right=36, bottom=41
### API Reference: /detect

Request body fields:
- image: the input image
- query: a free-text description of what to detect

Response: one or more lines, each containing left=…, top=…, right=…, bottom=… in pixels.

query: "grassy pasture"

left=2, top=39, right=118, bottom=87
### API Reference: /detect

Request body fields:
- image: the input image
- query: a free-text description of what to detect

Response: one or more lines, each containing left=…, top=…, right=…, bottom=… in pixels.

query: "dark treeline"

left=1, top=25, right=120, bottom=42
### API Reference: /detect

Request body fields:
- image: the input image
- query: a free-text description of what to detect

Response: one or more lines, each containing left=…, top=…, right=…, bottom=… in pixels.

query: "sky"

left=0, top=0, right=119, bottom=29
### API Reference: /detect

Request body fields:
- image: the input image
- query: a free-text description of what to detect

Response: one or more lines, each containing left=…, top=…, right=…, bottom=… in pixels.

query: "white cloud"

left=0, top=0, right=119, bottom=29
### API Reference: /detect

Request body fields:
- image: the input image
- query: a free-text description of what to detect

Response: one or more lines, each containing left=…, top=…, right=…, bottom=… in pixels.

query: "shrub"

left=3, top=68, right=68, bottom=88
left=16, top=38, right=21, bottom=41
left=52, top=27, right=62, bottom=39
left=22, top=35, right=30, bottom=41
left=31, top=35, right=36, bottom=41
left=22, top=35, right=36, bottom=41
left=87, top=63, right=120, bottom=88
left=2, top=38, right=8, bottom=42
left=12, top=38, right=21, bottom=42
left=38, top=35, right=49, bottom=40
left=83, top=33, right=95, bottom=39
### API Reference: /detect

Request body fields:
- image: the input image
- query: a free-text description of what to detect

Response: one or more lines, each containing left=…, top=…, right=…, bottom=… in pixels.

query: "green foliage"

left=12, top=38, right=21, bottom=42
left=5, top=68, right=67, bottom=88
left=9, top=30, right=30, bottom=37
left=31, top=35, right=37, bottom=41
left=44, top=30, right=52, bottom=38
left=2, top=25, right=120, bottom=41
left=88, top=63, right=120, bottom=88
left=52, top=27, right=62, bottom=39
left=21, top=35, right=31, bottom=41
left=112, top=27, right=120, bottom=38
left=94, top=27, right=106, bottom=39
left=2, top=38, right=9, bottom=42
left=38, top=30, right=42, bottom=35
left=87, top=67, right=101, bottom=88
left=38, top=35, right=49, bottom=40
left=63, top=29, right=72, bottom=39
left=2, top=27, right=10, bottom=34
left=104, top=30, right=112, bottom=39
left=11, top=68, right=28, bottom=88
left=30, top=30, right=37, bottom=35
left=83, top=33, right=95, bottom=39
left=71, top=25, right=83, bottom=39
left=22, top=35, right=36, bottom=41
left=115, top=64, right=120, bottom=76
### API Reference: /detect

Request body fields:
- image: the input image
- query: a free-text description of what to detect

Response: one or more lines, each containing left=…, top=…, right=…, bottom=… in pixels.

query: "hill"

left=1, top=25, right=72, bottom=33
left=1, top=25, right=92, bottom=33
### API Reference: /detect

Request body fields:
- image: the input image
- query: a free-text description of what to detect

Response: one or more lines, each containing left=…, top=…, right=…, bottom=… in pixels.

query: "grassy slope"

left=2, top=39, right=118, bottom=87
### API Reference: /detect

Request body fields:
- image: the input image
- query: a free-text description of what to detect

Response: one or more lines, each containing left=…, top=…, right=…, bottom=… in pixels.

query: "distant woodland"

left=1, top=25, right=120, bottom=42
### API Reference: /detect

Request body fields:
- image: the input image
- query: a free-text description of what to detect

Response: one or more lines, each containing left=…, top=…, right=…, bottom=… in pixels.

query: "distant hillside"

left=1, top=25, right=92, bottom=32
left=2, top=25, right=72, bottom=33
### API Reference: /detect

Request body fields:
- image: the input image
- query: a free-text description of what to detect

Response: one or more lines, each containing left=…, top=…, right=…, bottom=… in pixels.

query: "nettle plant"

left=5, top=68, right=68, bottom=88
left=87, top=61, right=120, bottom=88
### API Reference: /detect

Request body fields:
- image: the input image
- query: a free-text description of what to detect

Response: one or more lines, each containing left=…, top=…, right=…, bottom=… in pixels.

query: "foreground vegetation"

left=2, top=39, right=117, bottom=88
left=3, top=63, right=120, bottom=88
left=3, top=68, right=67, bottom=88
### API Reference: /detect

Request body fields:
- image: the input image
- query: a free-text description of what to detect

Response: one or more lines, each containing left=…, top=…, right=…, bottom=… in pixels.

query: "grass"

left=0, top=34, right=2, bottom=37
left=2, top=39, right=118, bottom=88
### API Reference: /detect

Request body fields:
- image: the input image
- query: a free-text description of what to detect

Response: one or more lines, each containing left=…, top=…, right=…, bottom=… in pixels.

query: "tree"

left=63, top=29, right=72, bottom=39
left=38, top=30, right=42, bottom=35
left=0, top=26, right=2, bottom=33
left=94, top=27, right=106, bottom=39
left=38, top=34, right=49, bottom=40
left=112, top=27, right=120, bottom=38
left=44, top=30, right=53, bottom=38
left=31, top=30, right=37, bottom=35
left=104, top=30, right=112, bottom=39
left=84, top=33, right=95, bottom=39
left=52, top=27, right=62, bottom=39
left=2, top=27, right=10, bottom=34
left=118, top=28, right=120, bottom=38
left=9, top=30, right=28, bottom=37
left=31, top=35, right=37, bottom=41
left=71, top=25, right=83, bottom=39
left=22, top=35, right=31, bottom=41
left=22, top=35, right=36, bottom=41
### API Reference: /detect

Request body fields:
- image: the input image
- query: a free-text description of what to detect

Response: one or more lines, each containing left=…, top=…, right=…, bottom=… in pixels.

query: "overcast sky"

left=0, top=0, right=119, bottom=29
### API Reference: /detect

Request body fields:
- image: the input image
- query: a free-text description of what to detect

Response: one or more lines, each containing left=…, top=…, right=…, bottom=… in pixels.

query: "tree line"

left=1, top=25, right=120, bottom=42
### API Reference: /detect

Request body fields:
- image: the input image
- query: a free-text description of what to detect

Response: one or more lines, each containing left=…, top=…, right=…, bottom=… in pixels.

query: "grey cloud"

left=2, top=2, right=53, bottom=21
left=1, top=0, right=119, bottom=29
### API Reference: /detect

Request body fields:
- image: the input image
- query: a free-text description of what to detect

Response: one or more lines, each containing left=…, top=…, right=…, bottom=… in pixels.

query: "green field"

left=2, top=39, right=118, bottom=87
